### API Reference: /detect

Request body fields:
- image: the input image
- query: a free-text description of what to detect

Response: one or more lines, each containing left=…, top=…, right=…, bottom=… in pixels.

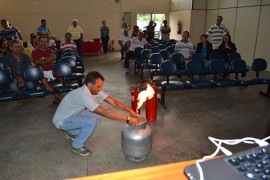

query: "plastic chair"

left=160, top=49, right=172, bottom=61
left=171, top=53, right=187, bottom=77
left=61, top=56, right=83, bottom=73
left=229, top=52, right=241, bottom=62
left=158, top=44, right=166, bottom=50
left=160, top=61, right=185, bottom=108
left=0, top=57, right=4, bottom=69
left=0, top=69, right=18, bottom=102
left=210, top=52, right=223, bottom=60
left=230, top=59, right=249, bottom=80
left=185, top=60, right=213, bottom=89
left=209, top=60, right=237, bottom=87
left=52, top=63, right=79, bottom=93
left=133, top=47, right=144, bottom=73
left=23, top=66, right=49, bottom=98
left=151, top=46, right=161, bottom=53
left=166, top=46, right=175, bottom=55
left=142, top=53, right=163, bottom=80
left=140, top=49, right=153, bottom=70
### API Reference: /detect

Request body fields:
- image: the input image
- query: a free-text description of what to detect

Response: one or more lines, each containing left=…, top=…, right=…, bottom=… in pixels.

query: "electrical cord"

left=195, top=136, right=270, bottom=180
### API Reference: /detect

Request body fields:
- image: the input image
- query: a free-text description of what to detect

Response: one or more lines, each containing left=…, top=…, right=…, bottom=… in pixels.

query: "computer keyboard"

left=225, top=144, right=270, bottom=180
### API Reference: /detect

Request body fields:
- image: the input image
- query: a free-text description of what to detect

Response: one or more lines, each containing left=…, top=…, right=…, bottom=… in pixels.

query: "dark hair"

left=1, top=19, right=7, bottom=24
left=183, top=31, right=190, bottom=37
left=65, top=32, right=72, bottom=37
left=84, top=71, right=105, bottom=85
left=200, top=34, right=208, bottom=39
left=223, top=33, right=231, bottom=42
left=41, top=19, right=46, bottom=23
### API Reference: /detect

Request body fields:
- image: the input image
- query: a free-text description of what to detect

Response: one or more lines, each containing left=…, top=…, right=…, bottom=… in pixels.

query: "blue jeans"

left=10, top=79, right=33, bottom=94
left=101, top=36, right=109, bottom=53
left=59, top=110, right=102, bottom=148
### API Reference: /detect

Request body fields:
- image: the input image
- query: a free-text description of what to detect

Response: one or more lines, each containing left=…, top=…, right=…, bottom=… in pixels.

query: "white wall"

left=0, top=0, right=170, bottom=47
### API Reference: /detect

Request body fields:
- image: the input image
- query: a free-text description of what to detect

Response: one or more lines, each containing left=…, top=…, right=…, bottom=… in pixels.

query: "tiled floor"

left=0, top=51, right=269, bottom=179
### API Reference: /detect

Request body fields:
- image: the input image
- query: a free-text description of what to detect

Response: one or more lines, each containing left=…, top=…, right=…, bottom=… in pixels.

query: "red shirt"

left=32, top=48, right=55, bottom=71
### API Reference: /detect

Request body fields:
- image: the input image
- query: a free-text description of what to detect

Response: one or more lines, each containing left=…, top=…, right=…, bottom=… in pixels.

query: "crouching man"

left=53, top=71, right=140, bottom=156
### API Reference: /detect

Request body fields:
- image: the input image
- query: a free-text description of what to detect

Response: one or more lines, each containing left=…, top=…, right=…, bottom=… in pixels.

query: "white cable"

left=195, top=136, right=269, bottom=180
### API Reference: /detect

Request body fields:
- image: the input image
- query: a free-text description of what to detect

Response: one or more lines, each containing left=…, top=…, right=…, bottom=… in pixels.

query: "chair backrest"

left=229, top=52, right=241, bottom=61
left=171, top=53, right=185, bottom=67
left=141, top=49, right=153, bottom=61
left=0, top=69, right=13, bottom=85
left=166, top=46, right=175, bottom=54
left=152, top=42, right=159, bottom=47
left=160, top=49, right=172, bottom=60
left=53, top=63, right=72, bottom=78
left=252, top=58, right=267, bottom=78
left=63, top=48, right=75, bottom=53
left=151, top=46, right=161, bottom=53
left=23, top=66, right=44, bottom=82
left=158, top=44, right=166, bottom=50
left=209, top=59, right=226, bottom=73
left=191, top=53, right=204, bottom=63
left=61, top=56, right=76, bottom=68
left=160, top=61, right=177, bottom=75
left=150, top=53, right=164, bottom=65
left=165, top=42, right=172, bottom=48
left=62, top=51, right=75, bottom=57
left=231, top=59, right=247, bottom=73
left=252, top=58, right=267, bottom=71
left=186, top=60, right=202, bottom=75
left=0, top=57, right=4, bottom=69
left=134, top=47, right=144, bottom=57
left=210, top=52, right=223, bottom=60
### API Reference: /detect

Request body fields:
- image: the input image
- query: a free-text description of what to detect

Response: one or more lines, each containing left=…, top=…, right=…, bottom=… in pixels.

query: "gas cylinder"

left=121, top=116, right=152, bottom=162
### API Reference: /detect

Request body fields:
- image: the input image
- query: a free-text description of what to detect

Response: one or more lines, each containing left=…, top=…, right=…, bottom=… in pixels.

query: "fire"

left=137, top=83, right=155, bottom=112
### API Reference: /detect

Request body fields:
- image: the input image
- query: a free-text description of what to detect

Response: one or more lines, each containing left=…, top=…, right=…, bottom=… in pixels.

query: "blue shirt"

left=100, top=26, right=110, bottom=37
left=37, top=26, right=50, bottom=34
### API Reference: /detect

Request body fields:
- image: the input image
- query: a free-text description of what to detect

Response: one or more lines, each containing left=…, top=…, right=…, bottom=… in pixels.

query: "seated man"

left=124, top=31, right=148, bottom=73
left=174, top=31, right=194, bottom=63
left=60, top=32, right=84, bottom=71
left=3, top=39, right=33, bottom=105
left=118, top=29, right=131, bottom=60
left=32, top=35, right=62, bottom=103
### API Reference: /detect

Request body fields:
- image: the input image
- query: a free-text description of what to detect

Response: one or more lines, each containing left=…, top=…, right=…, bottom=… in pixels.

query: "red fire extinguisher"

left=130, top=85, right=140, bottom=114
left=177, top=20, right=182, bottom=35
left=146, top=81, right=157, bottom=122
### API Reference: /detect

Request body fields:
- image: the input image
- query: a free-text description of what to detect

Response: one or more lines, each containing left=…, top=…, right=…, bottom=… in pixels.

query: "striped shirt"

left=174, top=40, right=194, bottom=58
left=206, top=23, right=228, bottom=48
left=60, top=41, right=77, bottom=53
left=0, top=26, right=21, bottom=41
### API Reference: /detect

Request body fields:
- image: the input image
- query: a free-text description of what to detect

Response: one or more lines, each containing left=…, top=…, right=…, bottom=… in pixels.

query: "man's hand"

left=129, top=109, right=137, bottom=117
left=129, top=117, right=140, bottom=126
left=17, top=77, right=24, bottom=86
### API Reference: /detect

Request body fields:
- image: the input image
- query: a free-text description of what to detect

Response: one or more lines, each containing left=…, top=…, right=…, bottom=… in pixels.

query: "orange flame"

left=137, top=83, right=155, bottom=112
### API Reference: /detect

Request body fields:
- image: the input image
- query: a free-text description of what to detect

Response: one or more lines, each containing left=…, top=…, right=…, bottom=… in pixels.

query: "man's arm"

left=104, top=96, right=137, bottom=117
left=93, top=104, right=139, bottom=125
left=33, top=53, right=56, bottom=65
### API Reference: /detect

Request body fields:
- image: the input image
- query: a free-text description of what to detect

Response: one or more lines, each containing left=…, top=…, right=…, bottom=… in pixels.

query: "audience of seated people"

left=124, top=31, right=148, bottom=73
left=0, top=38, right=10, bottom=57
left=0, top=19, right=23, bottom=42
left=3, top=39, right=33, bottom=105
left=118, top=29, right=131, bottom=60
left=32, top=35, right=62, bottom=103
left=60, top=32, right=84, bottom=71
left=174, top=31, right=194, bottom=63
left=218, top=33, right=237, bottom=67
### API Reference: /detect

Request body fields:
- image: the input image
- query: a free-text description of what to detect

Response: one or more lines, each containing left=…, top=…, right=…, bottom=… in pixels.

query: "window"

left=137, top=13, right=166, bottom=39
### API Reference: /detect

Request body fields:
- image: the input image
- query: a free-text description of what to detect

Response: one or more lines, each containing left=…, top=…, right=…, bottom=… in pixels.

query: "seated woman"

left=196, top=34, right=213, bottom=79
left=0, top=38, right=11, bottom=57
left=218, top=34, right=237, bottom=68
left=196, top=34, right=213, bottom=61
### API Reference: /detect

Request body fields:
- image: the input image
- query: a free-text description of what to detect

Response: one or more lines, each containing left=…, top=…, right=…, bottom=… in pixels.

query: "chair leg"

left=141, top=67, right=144, bottom=79
left=158, top=87, right=167, bottom=109
left=259, top=84, right=270, bottom=98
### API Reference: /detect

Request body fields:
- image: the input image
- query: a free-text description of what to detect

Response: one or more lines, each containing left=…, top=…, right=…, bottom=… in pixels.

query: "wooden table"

left=66, top=159, right=199, bottom=180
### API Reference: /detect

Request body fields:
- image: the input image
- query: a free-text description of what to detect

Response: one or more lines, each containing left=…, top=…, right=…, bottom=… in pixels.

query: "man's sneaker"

left=72, top=146, right=92, bottom=156
left=63, top=131, right=76, bottom=141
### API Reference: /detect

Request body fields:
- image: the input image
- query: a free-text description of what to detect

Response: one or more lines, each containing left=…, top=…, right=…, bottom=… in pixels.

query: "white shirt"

left=160, top=25, right=171, bottom=41
left=174, top=40, right=194, bottom=58
left=119, top=34, right=131, bottom=45
left=53, top=85, right=108, bottom=128
left=129, top=37, right=148, bottom=51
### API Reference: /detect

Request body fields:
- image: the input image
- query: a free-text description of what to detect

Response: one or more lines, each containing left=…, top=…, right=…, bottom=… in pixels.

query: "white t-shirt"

left=53, top=85, right=108, bottom=128
left=119, top=34, right=131, bottom=45
left=129, top=37, right=148, bottom=51
left=174, top=40, right=194, bottom=58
